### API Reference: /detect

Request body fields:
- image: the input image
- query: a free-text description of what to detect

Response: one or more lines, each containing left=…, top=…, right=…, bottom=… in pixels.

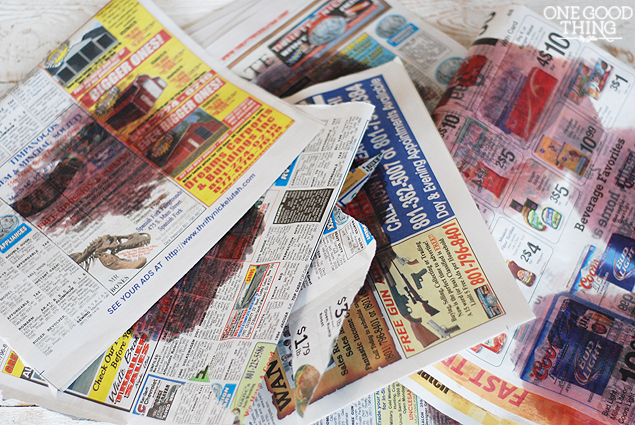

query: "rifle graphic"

left=392, top=261, right=440, bottom=317
left=382, top=260, right=440, bottom=322
left=386, top=275, right=421, bottom=323
left=378, top=260, right=442, bottom=348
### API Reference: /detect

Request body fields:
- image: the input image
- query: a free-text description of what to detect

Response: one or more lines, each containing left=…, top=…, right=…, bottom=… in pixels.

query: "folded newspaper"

left=0, top=101, right=374, bottom=424
left=408, top=5, right=635, bottom=425
left=0, top=0, right=327, bottom=390
left=233, top=59, right=531, bottom=424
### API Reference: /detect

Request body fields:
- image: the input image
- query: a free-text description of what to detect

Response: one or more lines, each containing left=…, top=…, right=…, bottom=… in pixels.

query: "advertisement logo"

left=543, top=6, right=632, bottom=42
left=0, top=223, right=30, bottom=254
left=574, top=340, right=601, bottom=386
left=614, top=246, right=634, bottom=281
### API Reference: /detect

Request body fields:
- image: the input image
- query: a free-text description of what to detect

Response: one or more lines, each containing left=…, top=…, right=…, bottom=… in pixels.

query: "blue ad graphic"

left=274, top=157, right=298, bottom=187
left=302, top=75, right=454, bottom=247
left=388, top=23, right=418, bottom=47
left=0, top=223, right=31, bottom=254
left=597, top=233, right=635, bottom=291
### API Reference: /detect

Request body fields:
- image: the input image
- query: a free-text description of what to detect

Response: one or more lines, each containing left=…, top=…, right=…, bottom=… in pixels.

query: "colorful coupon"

left=521, top=295, right=635, bottom=424
left=597, top=233, right=635, bottom=291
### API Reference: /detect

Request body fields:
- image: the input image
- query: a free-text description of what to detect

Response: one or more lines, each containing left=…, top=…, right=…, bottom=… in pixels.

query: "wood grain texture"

left=402, top=0, right=635, bottom=56
left=0, top=404, right=117, bottom=425
left=1, top=0, right=634, bottom=423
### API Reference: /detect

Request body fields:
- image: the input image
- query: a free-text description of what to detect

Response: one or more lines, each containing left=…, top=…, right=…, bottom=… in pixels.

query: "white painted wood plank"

left=0, top=406, right=117, bottom=425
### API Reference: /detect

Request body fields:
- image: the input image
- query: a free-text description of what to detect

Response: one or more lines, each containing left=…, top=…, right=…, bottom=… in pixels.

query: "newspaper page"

left=0, top=102, right=374, bottom=425
left=238, top=155, right=378, bottom=423
left=425, top=5, right=635, bottom=425
left=247, top=380, right=463, bottom=425
left=238, top=202, right=466, bottom=425
left=0, top=0, right=328, bottom=390
left=400, top=371, right=524, bottom=425
left=188, top=0, right=467, bottom=110
left=268, top=59, right=533, bottom=424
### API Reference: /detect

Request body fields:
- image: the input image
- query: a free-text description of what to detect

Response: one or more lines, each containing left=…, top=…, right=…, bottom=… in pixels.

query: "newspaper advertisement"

left=0, top=102, right=375, bottom=425
left=247, top=379, right=463, bottom=425
left=400, top=370, right=522, bottom=425
left=426, top=5, right=635, bottom=425
left=244, top=59, right=532, bottom=424
left=427, top=353, right=608, bottom=425
left=188, top=0, right=467, bottom=110
left=0, top=0, right=328, bottom=390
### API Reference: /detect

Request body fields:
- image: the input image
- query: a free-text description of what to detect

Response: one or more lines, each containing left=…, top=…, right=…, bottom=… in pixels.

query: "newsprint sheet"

left=0, top=102, right=375, bottom=425
left=232, top=59, right=532, bottom=425
left=248, top=380, right=464, bottom=425
left=0, top=0, right=325, bottom=389
left=422, top=5, right=635, bottom=425
left=400, top=370, right=520, bottom=425
left=188, top=0, right=467, bottom=111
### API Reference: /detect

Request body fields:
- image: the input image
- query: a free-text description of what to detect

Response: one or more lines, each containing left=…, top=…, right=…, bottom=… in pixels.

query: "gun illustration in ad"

left=390, top=260, right=440, bottom=319
left=379, top=259, right=441, bottom=348
left=391, top=261, right=460, bottom=338
left=427, top=319, right=460, bottom=338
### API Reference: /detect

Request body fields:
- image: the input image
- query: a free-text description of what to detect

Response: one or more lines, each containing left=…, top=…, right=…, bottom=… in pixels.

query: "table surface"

left=1, top=0, right=634, bottom=423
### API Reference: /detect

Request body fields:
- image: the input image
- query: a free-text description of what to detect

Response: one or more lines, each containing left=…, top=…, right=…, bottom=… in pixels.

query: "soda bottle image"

left=507, top=260, right=536, bottom=286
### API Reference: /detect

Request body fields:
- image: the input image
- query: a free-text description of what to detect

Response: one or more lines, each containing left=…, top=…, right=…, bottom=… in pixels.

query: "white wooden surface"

left=1, top=0, right=634, bottom=423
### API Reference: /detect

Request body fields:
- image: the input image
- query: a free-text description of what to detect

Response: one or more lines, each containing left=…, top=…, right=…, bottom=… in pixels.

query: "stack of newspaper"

left=2, top=0, right=632, bottom=425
